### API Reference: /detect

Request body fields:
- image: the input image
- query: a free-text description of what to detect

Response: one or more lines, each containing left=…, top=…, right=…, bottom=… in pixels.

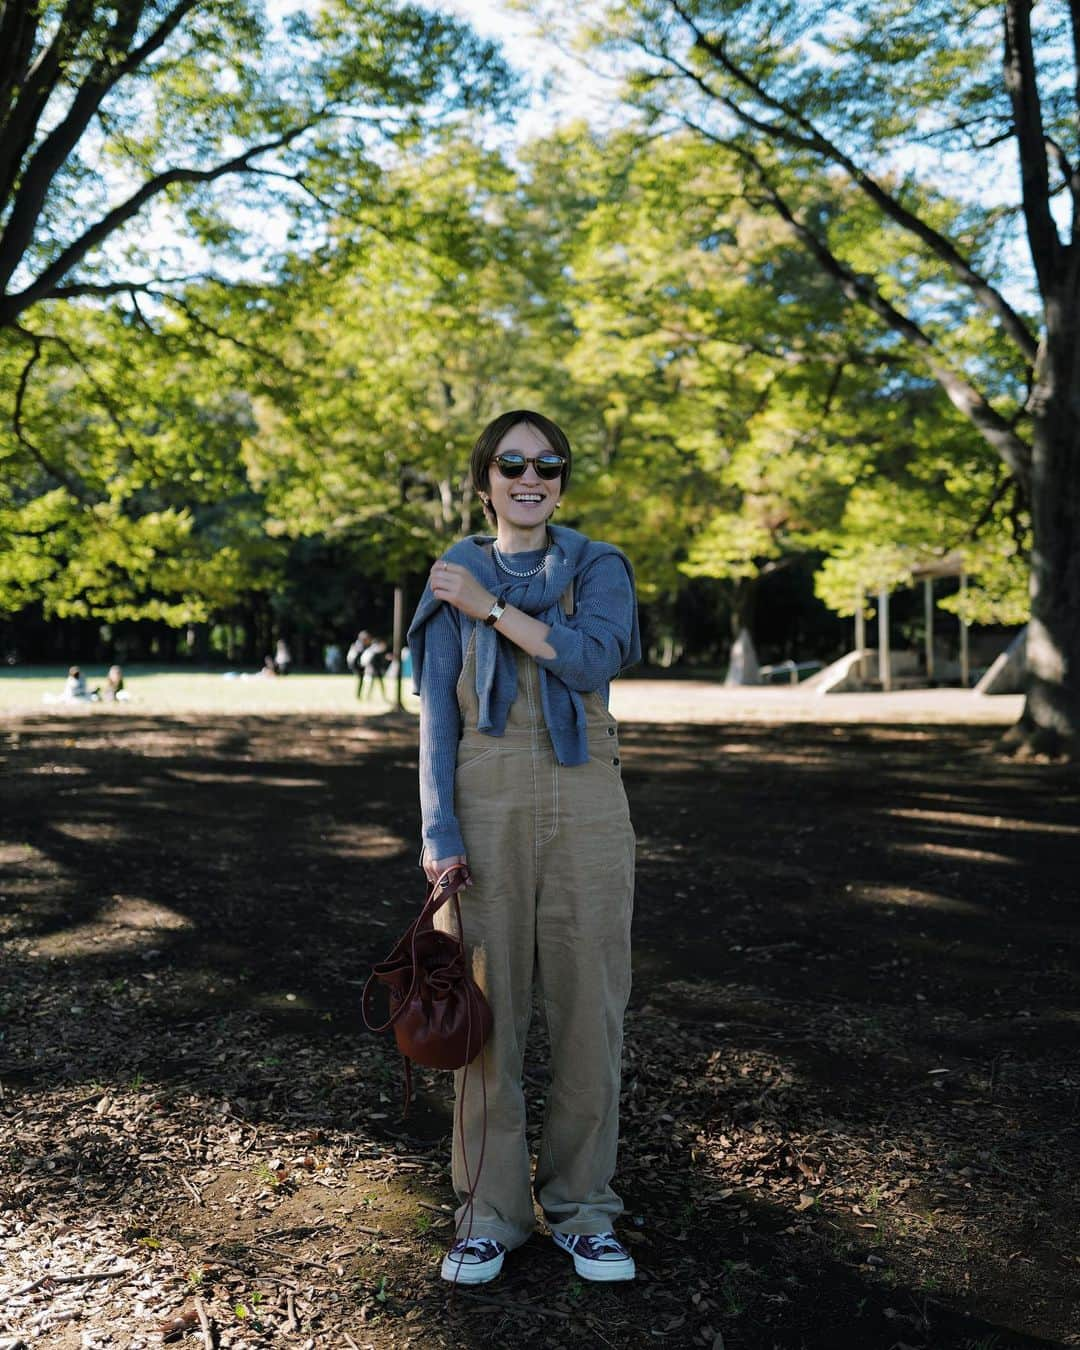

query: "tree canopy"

left=551, top=0, right=1077, bottom=748
left=4, top=0, right=1075, bottom=748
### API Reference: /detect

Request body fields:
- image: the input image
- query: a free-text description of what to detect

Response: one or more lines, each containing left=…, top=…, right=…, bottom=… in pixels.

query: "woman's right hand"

left=423, top=851, right=473, bottom=889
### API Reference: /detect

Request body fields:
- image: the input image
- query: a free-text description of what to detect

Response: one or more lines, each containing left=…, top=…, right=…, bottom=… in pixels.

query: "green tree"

left=536, top=124, right=1023, bottom=664
left=0, top=0, right=512, bottom=624
left=568, top=0, right=1076, bottom=752
left=0, top=298, right=282, bottom=623
left=237, top=137, right=576, bottom=576
left=0, top=0, right=511, bottom=327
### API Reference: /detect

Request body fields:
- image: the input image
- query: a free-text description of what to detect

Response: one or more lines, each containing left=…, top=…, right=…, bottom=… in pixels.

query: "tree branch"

left=151, top=290, right=305, bottom=377
left=721, top=135, right=1033, bottom=494
left=1044, top=136, right=1080, bottom=245
left=45, top=275, right=210, bottom=300
left=0, top=0, right=148, bottom=291
left=820, top=358, right=846, bottom=418
left=9, top=325, right=94, bottom=502
left=1070, top=1, right=1080, bottom=168
left=1003, top=0, right=1061, bottom=295
left=0, top=0, right=206, bottom=294
left=663, top=0, right=1040, bottom=364
left=0, top=0, right=100, bottom=208
left=1, top=120, right=319, bottom=324
left=32, top=326, right=153, bottom=472
left=966, top=463, right=1013, bottom=540
left=1044, top=136, right=1074, bottom=187
left=0, top=0, right=44, bottom=114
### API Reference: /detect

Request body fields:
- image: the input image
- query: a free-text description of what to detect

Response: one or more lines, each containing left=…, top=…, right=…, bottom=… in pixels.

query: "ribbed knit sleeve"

left=417, top=603, right=466, bottom=861
left=535, top=553, right=637, bottom=692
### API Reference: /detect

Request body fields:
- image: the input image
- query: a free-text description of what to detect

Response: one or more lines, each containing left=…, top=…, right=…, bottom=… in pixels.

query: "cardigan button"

left=607, top=726, right=615, bottom=736
left=612, top=757, right=620, bottom=766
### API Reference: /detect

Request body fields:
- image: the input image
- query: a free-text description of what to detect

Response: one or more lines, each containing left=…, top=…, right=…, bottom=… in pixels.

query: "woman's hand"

left=423, top=850, right=473, bottom=889
left=429, top=561, right=494, bottom=621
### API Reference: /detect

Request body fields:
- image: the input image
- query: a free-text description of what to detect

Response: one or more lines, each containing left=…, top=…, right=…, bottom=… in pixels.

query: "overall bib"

left=436, top=633, right=636, bottom=1250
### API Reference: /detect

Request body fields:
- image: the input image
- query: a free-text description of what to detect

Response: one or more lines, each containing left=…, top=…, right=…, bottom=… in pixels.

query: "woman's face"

left=486, top=422, right=563, bottom=531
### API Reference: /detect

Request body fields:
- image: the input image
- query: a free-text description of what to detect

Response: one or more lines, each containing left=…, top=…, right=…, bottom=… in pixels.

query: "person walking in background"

left=346, top=630, right=372, bottom=672
left=348, top=630, right=373, bottom=698
left=274, top=638, right=292, bottom=675
left=408, top=409, right=641, bottom=1287
left=358, top=638, right=388, bottom=702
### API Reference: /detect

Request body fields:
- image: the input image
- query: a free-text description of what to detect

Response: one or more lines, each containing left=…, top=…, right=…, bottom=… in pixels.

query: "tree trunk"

left=724, top=576, right=761, bottom=685
left=730, top=575, right=758, bottom=642
left=1006, top=305, right=1080, bottom=754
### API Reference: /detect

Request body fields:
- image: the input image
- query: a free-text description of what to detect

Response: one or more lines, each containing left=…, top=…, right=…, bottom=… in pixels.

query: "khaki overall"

left=435, top=632, right=636, bottom=1250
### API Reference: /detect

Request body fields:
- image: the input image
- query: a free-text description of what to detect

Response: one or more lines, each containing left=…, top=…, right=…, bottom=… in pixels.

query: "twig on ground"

left=285, top=1289, right=299, bottom=1333
left=193, top=1296, right=215, bottom=1349
left=9, top=1267, right=136, bottom=1298
left=250, top=1243, right=330, bottom=1270
left=457, top=1292, right=572, bottom=1320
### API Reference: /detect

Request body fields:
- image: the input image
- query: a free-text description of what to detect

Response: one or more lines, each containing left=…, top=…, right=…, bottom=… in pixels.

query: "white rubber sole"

left=440, top=1246, right=505, bottom=1284
left=552, top=1234, right=636, bottom=1282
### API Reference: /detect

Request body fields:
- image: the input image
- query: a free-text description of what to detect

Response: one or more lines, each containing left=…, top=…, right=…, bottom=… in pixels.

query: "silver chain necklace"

left=493, top=542, right=549, bottom=578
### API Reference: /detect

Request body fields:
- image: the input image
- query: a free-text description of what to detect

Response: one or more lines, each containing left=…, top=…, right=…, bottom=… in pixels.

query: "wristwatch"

left=483, top=597, right=507, bottom=628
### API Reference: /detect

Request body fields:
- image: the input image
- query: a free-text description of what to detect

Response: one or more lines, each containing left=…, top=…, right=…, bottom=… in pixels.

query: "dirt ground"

left=1, top=708, right=1078, bottom=1350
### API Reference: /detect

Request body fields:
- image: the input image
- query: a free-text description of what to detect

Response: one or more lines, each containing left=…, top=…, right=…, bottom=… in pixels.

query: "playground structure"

left=810, top=554, right=1023, bottom=696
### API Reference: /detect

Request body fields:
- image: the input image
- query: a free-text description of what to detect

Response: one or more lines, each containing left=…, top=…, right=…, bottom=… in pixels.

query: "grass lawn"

left=0, top=665, right=418, bottom=716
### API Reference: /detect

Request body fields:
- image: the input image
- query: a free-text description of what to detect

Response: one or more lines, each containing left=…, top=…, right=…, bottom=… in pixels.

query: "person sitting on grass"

left=103, top=665, right=128, bottom=701
left=62, top=666, right=93, bottom=700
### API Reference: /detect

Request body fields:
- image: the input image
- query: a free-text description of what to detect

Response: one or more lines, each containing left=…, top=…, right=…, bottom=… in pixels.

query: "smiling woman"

left=406, top=409, right=643, bottom=1287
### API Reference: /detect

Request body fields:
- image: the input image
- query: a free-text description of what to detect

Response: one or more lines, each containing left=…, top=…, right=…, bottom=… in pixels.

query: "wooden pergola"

left=854, top=553, right=971, bottom=692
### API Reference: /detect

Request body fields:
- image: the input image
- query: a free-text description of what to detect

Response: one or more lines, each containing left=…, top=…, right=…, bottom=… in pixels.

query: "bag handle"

left=360, top=865, right=472, bottom=1034
left=424, top=862, right=472, bottom=917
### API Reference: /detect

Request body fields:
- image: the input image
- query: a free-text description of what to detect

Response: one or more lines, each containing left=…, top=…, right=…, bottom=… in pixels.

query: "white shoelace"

left=567, top=1231, right=628, bottom=1259
left=450, top=1237, right=502, bottom=1263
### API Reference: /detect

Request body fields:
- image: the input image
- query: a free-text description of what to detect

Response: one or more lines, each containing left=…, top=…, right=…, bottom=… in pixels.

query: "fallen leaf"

left=158, top=1308, right=198, bottom=1340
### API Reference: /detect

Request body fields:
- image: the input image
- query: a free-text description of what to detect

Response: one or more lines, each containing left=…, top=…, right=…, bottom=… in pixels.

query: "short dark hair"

left=470, top=410, right=573, bottom=524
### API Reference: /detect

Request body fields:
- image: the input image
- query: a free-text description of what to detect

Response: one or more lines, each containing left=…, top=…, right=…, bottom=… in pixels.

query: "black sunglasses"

left=491, top=452, right=566, bottom=481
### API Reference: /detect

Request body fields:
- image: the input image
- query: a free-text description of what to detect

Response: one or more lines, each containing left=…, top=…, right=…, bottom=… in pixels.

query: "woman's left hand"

left=429, top=561, right=494, bottom=621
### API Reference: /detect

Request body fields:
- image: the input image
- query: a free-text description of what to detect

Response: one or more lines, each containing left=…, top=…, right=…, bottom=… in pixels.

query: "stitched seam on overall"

left=536, top=751, right=560, bottom=847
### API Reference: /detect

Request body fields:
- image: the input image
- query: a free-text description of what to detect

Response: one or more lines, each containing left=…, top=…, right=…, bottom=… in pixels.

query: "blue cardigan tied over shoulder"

left=408, top=524, right=640, bottom=769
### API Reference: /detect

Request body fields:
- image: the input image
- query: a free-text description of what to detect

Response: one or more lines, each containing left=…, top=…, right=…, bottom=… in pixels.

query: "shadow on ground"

left=0, top=713, right=1077, bottom=1349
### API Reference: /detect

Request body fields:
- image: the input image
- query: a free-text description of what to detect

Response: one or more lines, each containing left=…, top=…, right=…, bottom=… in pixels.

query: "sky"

left=416, top=0, right=623, bottom=144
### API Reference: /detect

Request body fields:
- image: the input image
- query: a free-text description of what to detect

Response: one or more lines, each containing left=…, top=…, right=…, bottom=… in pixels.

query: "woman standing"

left=408, top=410, right=640, bottom=1286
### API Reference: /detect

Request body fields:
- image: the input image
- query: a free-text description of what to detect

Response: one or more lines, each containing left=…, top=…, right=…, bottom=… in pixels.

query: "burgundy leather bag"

left=362, top=864, right=492, bottom=1111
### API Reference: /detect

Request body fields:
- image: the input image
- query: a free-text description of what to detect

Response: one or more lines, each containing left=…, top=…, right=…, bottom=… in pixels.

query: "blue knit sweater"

left=409, top=526, right=639, bottom=862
